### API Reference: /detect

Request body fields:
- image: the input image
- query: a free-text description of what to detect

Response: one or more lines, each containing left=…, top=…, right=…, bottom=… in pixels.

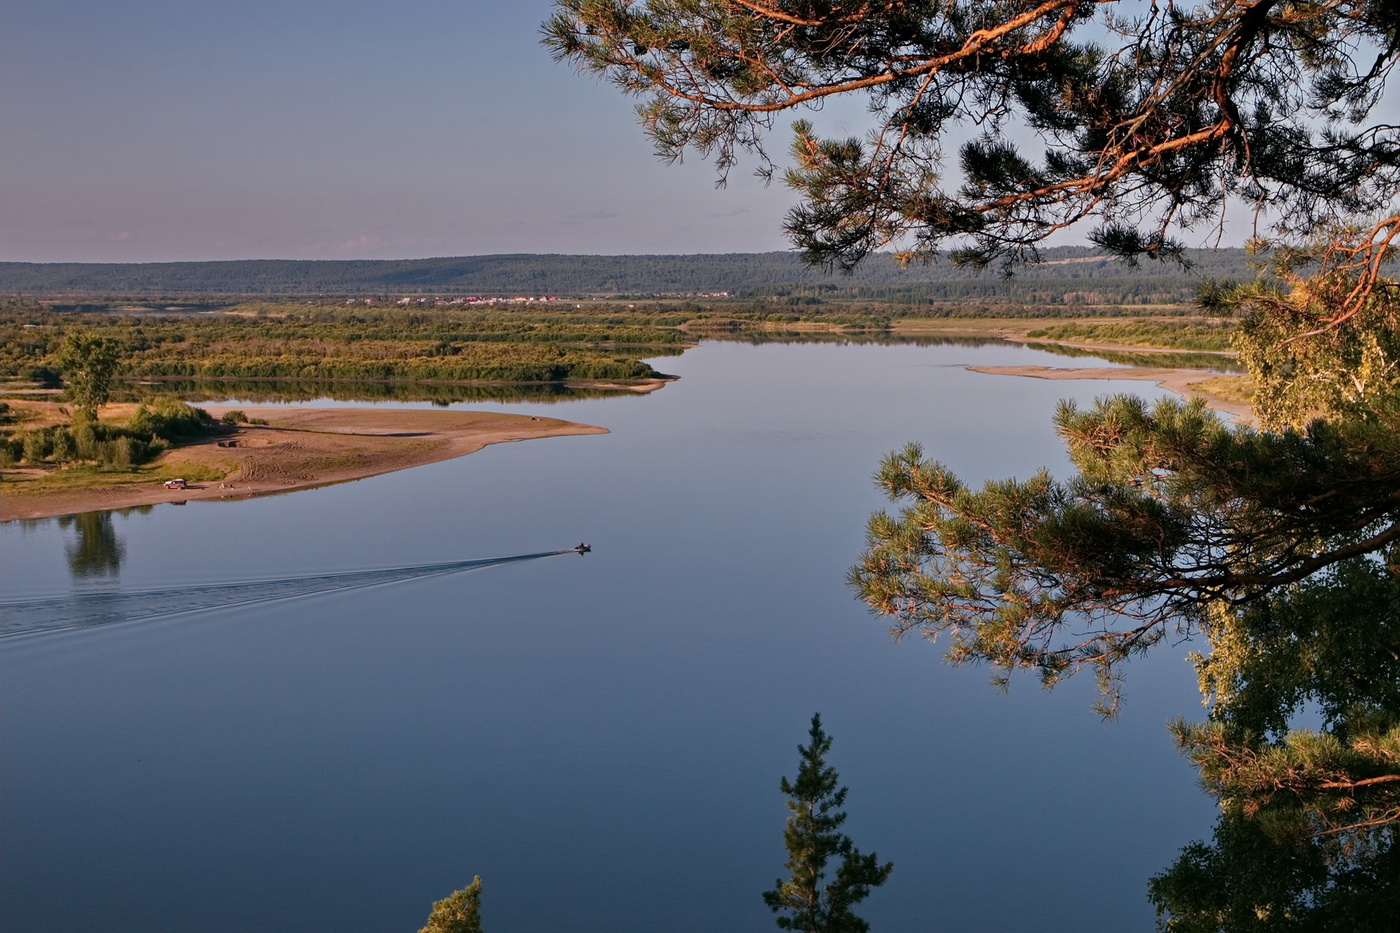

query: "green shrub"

left=23, top=365, right=60, bottom=387
left=221, top=409, right=248, bottom=424
left=97, top=435, right=143, bottom=469
left=50, top=428, right=78, bottom=462
left=72, top=420, right=99, bottom=460
left=22, top=431, right=50, bottom=463
left=128, top=398, right=212, bottom=441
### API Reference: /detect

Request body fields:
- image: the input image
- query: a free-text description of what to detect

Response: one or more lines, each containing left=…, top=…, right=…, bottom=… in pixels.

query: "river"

left=1, top=339, right=1216, bottom=932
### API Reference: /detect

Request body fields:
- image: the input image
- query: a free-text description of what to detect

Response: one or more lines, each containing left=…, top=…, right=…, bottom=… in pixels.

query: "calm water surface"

left=2, top=341, right=1214, bottom=932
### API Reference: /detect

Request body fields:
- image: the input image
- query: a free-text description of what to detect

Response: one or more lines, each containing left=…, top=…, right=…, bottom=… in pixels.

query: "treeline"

left=1025, top=319, right=1237, bottom=351
left=0, top=247, right=1266, bottom=301
left=0, top=303, right=681, bottom=385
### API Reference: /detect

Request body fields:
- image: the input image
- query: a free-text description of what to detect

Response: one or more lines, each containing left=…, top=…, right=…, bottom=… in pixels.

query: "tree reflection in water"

left=57, top=510, right=128, bottom=579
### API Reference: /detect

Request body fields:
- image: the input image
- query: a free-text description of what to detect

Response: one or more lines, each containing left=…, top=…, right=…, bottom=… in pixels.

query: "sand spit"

left=1, top=407, right=607, bottom=521
left=967, top=365, right=1254, bottom=424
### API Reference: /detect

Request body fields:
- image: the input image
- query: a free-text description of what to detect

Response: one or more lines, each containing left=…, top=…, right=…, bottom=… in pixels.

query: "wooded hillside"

left=0, top=247, right=1262, bottom=303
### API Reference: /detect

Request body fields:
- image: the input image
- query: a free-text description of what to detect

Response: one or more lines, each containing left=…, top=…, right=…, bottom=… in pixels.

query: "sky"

left=3, top=1, right=1336, bottom=264
left=1, top=0, right=818, bottom=262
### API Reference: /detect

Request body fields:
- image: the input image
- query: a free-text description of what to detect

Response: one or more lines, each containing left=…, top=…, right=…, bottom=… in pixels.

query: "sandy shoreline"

left=967, top=365, right=1253, bottom=423
left=1, top=407, right=607, bottom=521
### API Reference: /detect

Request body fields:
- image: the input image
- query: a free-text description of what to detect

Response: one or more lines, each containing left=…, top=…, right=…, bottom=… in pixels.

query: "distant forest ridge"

left=1, top=247, right=1265, bottom=303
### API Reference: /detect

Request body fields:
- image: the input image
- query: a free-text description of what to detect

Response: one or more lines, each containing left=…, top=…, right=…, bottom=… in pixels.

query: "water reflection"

left=111, top=379, right=664, bottom=405
left=702, top=331, right=1011, bottom=348
left=56, top=510, right=129, bottom=578
left=1028, top=341, right=1245, bottom=372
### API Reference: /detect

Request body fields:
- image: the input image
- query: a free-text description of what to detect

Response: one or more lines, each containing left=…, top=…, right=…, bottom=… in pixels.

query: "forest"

left=0, top=246, right=1264, bottom=303
left=0, top=300, right=688, bottom=386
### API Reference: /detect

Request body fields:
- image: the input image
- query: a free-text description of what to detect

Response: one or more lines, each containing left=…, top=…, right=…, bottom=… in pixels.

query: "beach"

left=0, top=407, right=607, bottom=521
left=967, top=364, right=1254, bottom=424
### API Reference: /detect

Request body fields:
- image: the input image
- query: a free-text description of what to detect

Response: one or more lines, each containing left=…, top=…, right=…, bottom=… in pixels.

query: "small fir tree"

left=764, top=714, right=892, bottom=933
left=419, top=876, right=484, bottom=933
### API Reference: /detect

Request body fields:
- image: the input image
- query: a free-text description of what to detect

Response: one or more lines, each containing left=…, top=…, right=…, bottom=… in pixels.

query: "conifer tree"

left=419, top=876, right=484, bottom=933
left=764, top=714, right=892, bottom=933
left=547, top=1, right=1400, bottom=922
left=545, top=0, right=1399, bottom=304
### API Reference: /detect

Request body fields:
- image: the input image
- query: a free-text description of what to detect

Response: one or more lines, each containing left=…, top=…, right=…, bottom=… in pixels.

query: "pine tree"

left=545, top=0, right=1398, bottom=298
left=764, top=714, right=892, bottom=933
left=419, top=876, right=484, bottom=933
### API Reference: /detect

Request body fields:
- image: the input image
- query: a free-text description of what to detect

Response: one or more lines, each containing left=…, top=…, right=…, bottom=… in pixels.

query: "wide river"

left=2, top=339, right=1218, bottom=932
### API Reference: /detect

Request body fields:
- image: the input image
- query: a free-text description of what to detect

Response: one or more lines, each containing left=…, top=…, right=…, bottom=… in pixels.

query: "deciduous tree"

left=57, top=333, right=120, bottom=421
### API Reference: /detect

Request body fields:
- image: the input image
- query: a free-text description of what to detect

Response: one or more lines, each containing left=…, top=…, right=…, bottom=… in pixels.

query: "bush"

left=50, top=428, right=78, bottom=462
left=221, top=410, right=248, bottom=424
left=72, top=419, right=99, bottom=460
left=22, top=431, right=50, bottom=463
left=24, top=365, right=61, bottom=387
left=97, top=435, right=144, bottom=469
left=128, top=398, right=213, bottom=441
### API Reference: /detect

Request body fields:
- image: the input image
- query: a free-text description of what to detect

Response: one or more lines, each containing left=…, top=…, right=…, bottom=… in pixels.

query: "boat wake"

left=0, top=550, right=578, bottom=639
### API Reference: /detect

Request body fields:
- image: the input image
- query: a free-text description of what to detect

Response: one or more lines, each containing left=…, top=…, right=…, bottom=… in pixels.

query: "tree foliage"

left=57, top=332, right=120, bottom=420
left=764, top=714, right=893, bottom=933
left=545, top=0, right=1400, bottom=298
left=849, top=393, right=1400, bottom=711
left=1230, top=268, right=1400, bottom=430
left=848, top=328, right=1400, bottom=922
left=419, top=876, right=484, bottom=933
left=1148, top=813, right=1400, bottom=932
left=544, top=2, right=1400, bottom=923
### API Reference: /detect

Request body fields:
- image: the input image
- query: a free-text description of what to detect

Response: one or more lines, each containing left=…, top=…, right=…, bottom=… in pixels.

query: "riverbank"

left=0, top=407, right=607, bottom=521
left=886, top=316, right=1252, bottom=421
left=967, top=364, right=1253, bottom=423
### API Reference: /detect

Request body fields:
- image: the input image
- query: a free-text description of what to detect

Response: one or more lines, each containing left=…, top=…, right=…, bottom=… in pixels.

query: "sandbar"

left=1, top=406, right=607, bottom=521
left=967, top=365, right=1253, bottom=424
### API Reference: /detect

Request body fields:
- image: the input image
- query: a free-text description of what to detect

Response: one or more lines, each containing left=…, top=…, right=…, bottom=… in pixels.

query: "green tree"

left=546, top=0, right=1400, bottom=922
left=764, top=714, right=892, bottom=933
left=545, top=0, right=1398, bottom=293
left=58, top=333, right=121, bottom=421
left=419, top=876, right=484, bottom=933
left=848, top=391, right=1400, bottom=709
left=1148, top=813, right=1400, bottom=932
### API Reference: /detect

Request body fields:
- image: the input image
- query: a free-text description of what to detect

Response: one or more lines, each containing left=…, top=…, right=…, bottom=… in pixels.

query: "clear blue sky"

left=5, top=1, right=1298, bottom=264
left=1, top=0, right=814, bottom=262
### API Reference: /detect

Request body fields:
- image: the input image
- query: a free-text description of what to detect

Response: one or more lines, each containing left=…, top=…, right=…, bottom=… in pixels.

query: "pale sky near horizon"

left=2, top=0, right=820, bottom=262
left=3, top=1, right=1293, bottom=265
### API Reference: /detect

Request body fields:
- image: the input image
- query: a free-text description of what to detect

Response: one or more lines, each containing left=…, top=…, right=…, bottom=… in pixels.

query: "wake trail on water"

left=0, top=550, right=578, bottom=639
